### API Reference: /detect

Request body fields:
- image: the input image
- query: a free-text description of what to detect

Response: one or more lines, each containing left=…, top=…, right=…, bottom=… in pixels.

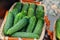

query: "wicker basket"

left=0, top=2, right=47, bottom=40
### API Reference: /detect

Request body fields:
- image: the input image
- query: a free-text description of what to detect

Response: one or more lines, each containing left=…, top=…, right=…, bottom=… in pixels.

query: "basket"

left=0, top=2, right=47, bottom=40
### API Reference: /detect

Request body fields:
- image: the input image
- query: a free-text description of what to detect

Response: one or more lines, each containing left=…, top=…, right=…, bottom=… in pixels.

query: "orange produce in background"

left=22, top=0, right=35, bottom=2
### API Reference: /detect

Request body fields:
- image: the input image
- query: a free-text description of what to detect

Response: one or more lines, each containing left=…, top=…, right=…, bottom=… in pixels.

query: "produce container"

left=0, top=2, right=46, bottom=40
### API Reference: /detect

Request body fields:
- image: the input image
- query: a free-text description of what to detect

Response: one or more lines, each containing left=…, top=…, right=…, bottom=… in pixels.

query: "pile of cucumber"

left=3, top=2, right=44, bottom=39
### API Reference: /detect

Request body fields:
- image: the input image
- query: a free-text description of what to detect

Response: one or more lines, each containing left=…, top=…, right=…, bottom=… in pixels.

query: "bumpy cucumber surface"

left=14, top=3, right=29, bottom=25
left=12, top=32, right=39, bottom=39
left=3, top=12, right=14, bottom=35
left=10, top=2, right=22, bottom=17
left=27, top=3, right=35, bottom=18
left=36, top=5, right=44, bottom=19
left=7, top=17, right=29, bottom=35
left=33, top=19, right=44, bottom=35
left=27, top=16, right=36, bottom=32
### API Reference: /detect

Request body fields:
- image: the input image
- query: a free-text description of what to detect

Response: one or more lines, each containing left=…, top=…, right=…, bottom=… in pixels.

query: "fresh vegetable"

left=12, top=32, right=39, bottom=39
left=56, top=18, right=60, bottom=39
left=27, top=3, right=35, bottom=18
left=27, top=16, right=36, bottom=32
left=18, top=24, right=28, bottom=32
left=14, top=3, right=29, bottom=25
left=22, top=3, right=29, bottom=11
left=13, top=2, right=22, bottom=10
left=7, top=17, right=29, bottom=35
left=10, top=2, right=22, bottom=17
left=33, top=19, right=44, bottom=35
left=36, top=5, right=44, bottom=19
left=14, top=11, right=27, bottom=25
left=3, top=12, right=14, bottom=35
left=20, top=27, right=27, bottom=32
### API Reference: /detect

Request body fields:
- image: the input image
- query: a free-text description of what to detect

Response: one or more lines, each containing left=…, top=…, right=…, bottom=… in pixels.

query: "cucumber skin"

left=27, top=3, right=35, bottom=18
left=22, top=3, right=29, bottom=11
left=33, top=19, right=44, bottom=35
left=28, top=8, right=35, bottom=18
left=14, top=3, right=29, bottom=25
left=27, top=16, right=36, bottom=32
left=7, top=17, right=29, bottom=35
left=12, top=32, right=39, bottom=39
left=14, top=11, right=27, bottom=25
left=36, top=5, right=44, bottom=19
left=10, top=2, right=22, bottom=17
left=3, top=12, right=14, bottom=35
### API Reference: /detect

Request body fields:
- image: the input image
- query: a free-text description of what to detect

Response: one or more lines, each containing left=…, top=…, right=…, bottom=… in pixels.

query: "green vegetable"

left=12, top=32, right=39, bottom=39
left=7, top=17, right=29, bottom=35
left=13, top=2, right=22, bottom=10
left=14, top=11, right=27, bottom=25
left=56, top=18, right=60, bottom=39
left=14, top=3, right=29, bottom=25
left=18, top=24, right=28, bottom=32
left=33, top=19, right=44, bottom=35
left=22, top=3, right=29, bottom=11
left=3, top=12, right=14, bottom=35
left=27, top=3, right=35, bottom=18
left=27, top=16, right=36, bottom=32
left=36, top=5, right=44, bottom=19
left=20, top=27, right=27, bottom=32
left=10, top=2, right=22, bottom=17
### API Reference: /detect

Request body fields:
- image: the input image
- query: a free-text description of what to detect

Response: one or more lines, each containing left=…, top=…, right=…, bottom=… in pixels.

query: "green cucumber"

left=14, top=3, right=29, bottom=25
left=3, top=12, right=14, bottom=35
left=14, top=11, right=27, bottom=25
left=27, top=3, right=35, bottom=18
left=7, top=17, right=29, bottom=35
left=12, top=32, right=39, bottom=39
left=27, top=16, right=36, bottom=32
left=14, top=2, right=22, bottom=10
left=36, top=5, right=44, bottom=19
left=22, top=3, right=29, bottom=11
left=10, top=2, right=22, bottom=17
left=33, top=19, right=44, bottom=35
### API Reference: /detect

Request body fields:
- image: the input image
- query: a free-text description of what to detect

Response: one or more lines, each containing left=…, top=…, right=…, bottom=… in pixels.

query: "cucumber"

left=22, top=3, right=29, bottom=11
left=33, top=19, right=44, bottom=35
left=20, top=27, right=27, bottom=32
left=7, top=17, right=29, bottom=35
left=10, top=2, right=22, bottom=17
left=36, top=5, right=44, bottom=19
left=12, top=32, right=39, bottom=39
left=14, top=11, right=27, bottom=25
left=27, top=16, right=36, bottom=32
left=56, top=18, right=60, bottom=39
left=20, top=27, right=26, bottom=32
left=27, top=3, right=35, bottom=18
left=3, top=12, right=14, bottom=35
left=14, top=3, right=29, bottom=25
left=14, top=2, right=22, bottom=10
